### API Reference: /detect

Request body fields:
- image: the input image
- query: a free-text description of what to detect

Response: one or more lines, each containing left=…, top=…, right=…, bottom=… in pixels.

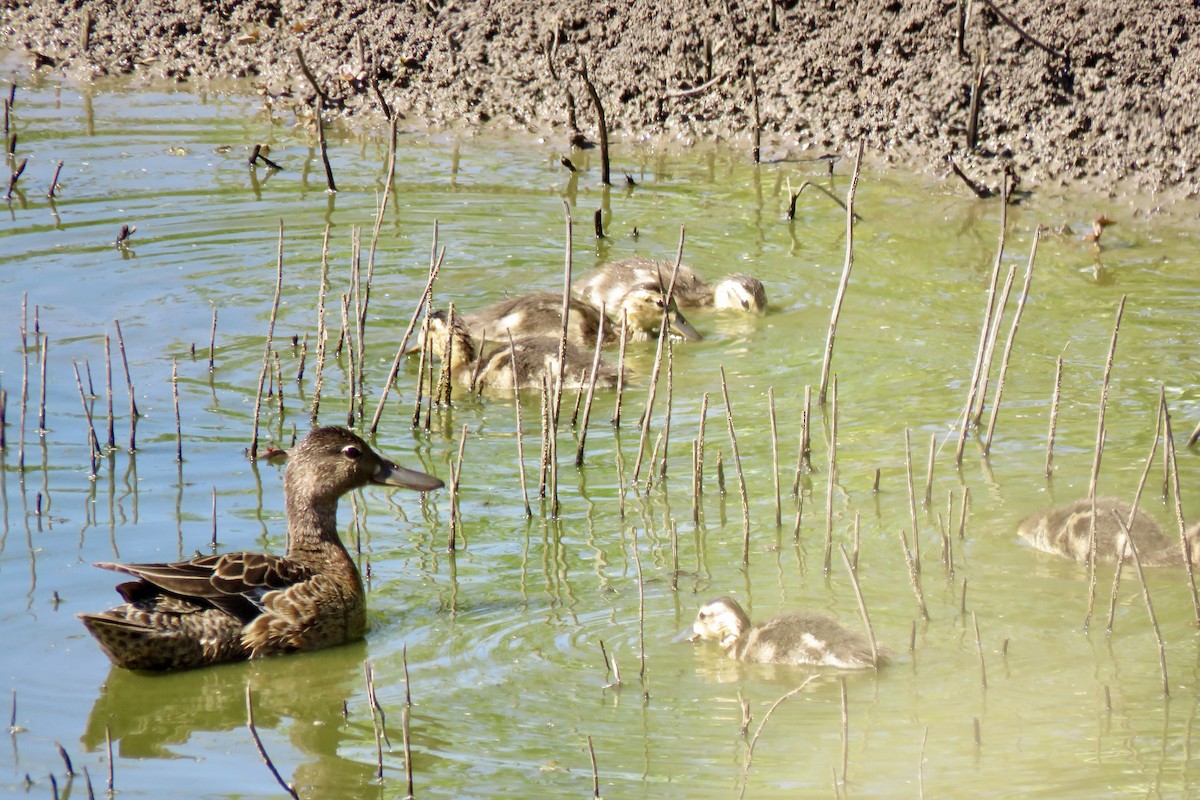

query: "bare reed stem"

left=250, top=222, right=285, bottom=459
left=983, top=228, right=1039, bottom=455
left=904, top=428, right=921, bottom=574
left=769, top=387, right=781, bottom=526
left=838, top=543, right=880, bottom=668
left=1045, top=356, right=1064, bottom=477
left=113, top=319, right=138, bottom=451
left=171, top=359, right=182, bottom=462
left=1114, top=514, right=1169, bottom=696
left=1083, top=295, right=1126, bottom=631
left=719, top=366, right=752, bottom=565
left=739, top=678, right=818, bottom=800
left=448, top=423, right=468, bottom=550
left=246, top=685, right=300, bottom=799
left=1161, top=396, right=1200, bottom=623
left=899, top=530, right=929, bottom=620
left=576, top=305, right=608, bottom=466
left=817, top=141, right=864, bottom=405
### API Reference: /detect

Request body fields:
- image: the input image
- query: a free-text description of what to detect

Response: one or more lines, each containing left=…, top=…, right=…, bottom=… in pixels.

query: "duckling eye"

left=341, top=445, right=362, bottom=460
left=654, top=298, right=665, bottom=308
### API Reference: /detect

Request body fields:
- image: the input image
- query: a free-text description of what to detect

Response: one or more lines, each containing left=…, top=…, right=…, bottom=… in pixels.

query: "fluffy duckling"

left=1017, top=497, right=1200, bottom=566
left=683, top=596, right=884, bottom=669
left=419, top=308, right=622, bottom=395
left=79, top=427, right=444, bottom=671
left=577, top=257, right=767, bottom=313
left=467, top=287, right=700, bottom=346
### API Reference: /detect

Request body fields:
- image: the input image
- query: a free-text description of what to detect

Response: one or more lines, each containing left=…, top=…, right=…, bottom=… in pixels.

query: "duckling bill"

left=682, top=596, right=884, bottom=669
left=79, top=427, right=443, bottom=671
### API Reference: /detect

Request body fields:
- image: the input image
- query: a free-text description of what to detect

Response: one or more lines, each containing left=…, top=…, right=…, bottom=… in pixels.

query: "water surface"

left=1, top=77, right=1199, bottom=799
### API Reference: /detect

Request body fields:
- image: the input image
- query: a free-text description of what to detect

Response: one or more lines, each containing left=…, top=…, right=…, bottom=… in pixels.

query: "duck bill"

left=669, top=310, right=702, bottom=341
left=672, top=625, right=700, bottom=643
left=374, top=460, right=445, bottom=492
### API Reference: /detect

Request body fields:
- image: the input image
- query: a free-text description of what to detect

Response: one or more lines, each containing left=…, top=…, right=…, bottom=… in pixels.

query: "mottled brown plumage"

left=466, top=287, right=701, bottom=345
left=683, top=596, right=885, bottom=669
left=1016, top=497, right=1200, bottom=566
left=418, top=308, right=623, bottom=395
left=79, top=427, right=443, bottom=671
left=577, top=257, right=767, bottom=314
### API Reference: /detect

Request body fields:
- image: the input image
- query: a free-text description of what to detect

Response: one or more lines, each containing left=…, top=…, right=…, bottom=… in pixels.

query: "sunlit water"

left=1, top=74, right=1199, bottom=799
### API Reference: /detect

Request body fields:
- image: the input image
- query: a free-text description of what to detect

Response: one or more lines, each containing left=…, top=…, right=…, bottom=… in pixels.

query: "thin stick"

left=659, top=339, right=674, bottom=479
left=576, top=304, right=608, bottom=466
left=972, top=611, right=987, bottom=690
left=171, top=359, right=182, bottom=462
left=610, top=311, right=628, bottom=426
left=71, top=360, right=101, bottom=476
left=972, top=262, right=1017, bottom=427
left=904, top=428, right=921, bottom=574
left=923, top=432, right=935, bottom=507
left=105, top=725, right=114, bottom=797
left=817, top=141, right=864, bottom=405
left=208, top=308, right=218, bottom=372
left=839, top=677, right=849, bottom=786
left=312, top=96, right=337, bottom=193
left=570, top=735, right=593, bottom=800
left=793, top=385, right=812, bottom=493
left=632, top=248, right=684, bottom=481
left=739, top=677, right=818, bottom=800
left=364, top=661, right=391, bottom=778
left=697, top=392, right=709, bottom=499
left=1162, top=397, right=1200, bottom=623
left=311, top=228, right=332, bottom=424
left=747, top=62, right=761, bottom=164
left=1115, top=513, right=1169, bottom=696
left=250, top=221, right=285, bottom=459
left=899, top=530, right=929, bottom=620
left=579, top=57, right=611, bottom=185
left=984, top=228, right=1039, bottom=454
left=1044, top=356, right=1064, bottom=477
left=769, top=387, right=781, bottom=526
left=823, top=380, right=839, bottom=573
left=47, top=160, right=63, bottom=198
left=720, top=366, right=751, bottom=565
left=37, top=333, right=48, bottom=433
left=955, top=182, right=1008, bottom=465
left=839, top=543, right=880, bottom=668
left=398, top=649, right=414, bottom=797
left=447, top=424, right=468, bottom=551
left=113, top=319, right=138, bottom=452
left=1083, top=296, right=1126, bottom=631
left=246, top=685, right=301, bottom=800
left=631, top=527, right=648, bottom=690
left=370, top=238, right=444, bottom=433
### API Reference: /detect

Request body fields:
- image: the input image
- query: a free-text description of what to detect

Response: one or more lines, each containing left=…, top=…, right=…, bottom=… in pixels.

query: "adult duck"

left=79, top=427, right=443, bottom=671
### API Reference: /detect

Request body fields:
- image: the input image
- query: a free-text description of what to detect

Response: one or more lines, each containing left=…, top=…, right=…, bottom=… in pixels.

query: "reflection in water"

left=81, top=643, right=387, bottom=799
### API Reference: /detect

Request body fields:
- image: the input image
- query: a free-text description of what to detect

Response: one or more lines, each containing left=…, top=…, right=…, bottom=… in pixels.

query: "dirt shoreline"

left=2, top=1, right=1197, bottom=202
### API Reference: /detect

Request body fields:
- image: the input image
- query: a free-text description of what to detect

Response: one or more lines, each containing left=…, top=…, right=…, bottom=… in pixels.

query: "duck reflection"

left=81, top=641, right=391, bottom=799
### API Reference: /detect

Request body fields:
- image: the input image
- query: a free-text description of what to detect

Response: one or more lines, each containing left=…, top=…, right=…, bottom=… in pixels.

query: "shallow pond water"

left=1, top=75, right=1199, bottom=799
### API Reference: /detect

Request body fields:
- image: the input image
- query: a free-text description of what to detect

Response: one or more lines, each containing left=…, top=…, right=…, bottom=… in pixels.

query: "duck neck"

left=284, top=479, right=351, bottom=560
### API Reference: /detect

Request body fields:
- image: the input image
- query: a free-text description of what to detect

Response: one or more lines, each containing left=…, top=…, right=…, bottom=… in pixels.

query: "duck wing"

left=96, top=553, right=312, bottom=623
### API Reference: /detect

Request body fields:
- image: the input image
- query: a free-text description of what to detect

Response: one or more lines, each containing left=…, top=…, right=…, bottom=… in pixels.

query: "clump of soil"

left=3, top=1, right=1197, bottom=199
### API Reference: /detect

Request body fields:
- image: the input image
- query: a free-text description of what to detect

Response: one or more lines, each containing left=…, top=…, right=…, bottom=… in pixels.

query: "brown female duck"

left=1017, top=497, right=1200, bottom=566
left=683, top=596, right=885, bottom=669
left=577, top=257, right=767, bottom=314
left=79, top=427, right=443, bottom=671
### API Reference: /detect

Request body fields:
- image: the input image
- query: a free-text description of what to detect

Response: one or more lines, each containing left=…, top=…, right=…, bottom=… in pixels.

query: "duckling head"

left=713, top=274, right=767, bottom=313
left=686, top=596, right=752, bottom=654
left=617, top=284, right=702, bottom=341
left=421, top=309, right=477, bottom=372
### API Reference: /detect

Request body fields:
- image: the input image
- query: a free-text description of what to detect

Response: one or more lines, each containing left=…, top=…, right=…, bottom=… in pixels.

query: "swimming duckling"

left=683, top=596, right=884, bottom=669
left=79, top=427, right=444, bottom=671
left=1017, top=497, right=1200, bottom=566
left=577, top=257, right=767, bottom=313
left=419, top=308, right=622, bottom=395
left=467, top=287, right=701, bottom=346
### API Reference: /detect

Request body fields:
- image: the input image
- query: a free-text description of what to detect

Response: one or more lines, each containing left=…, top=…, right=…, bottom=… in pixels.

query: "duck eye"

left=655, top=298, right=665, bottom=308
left=341, top=445, right=362, bottom=460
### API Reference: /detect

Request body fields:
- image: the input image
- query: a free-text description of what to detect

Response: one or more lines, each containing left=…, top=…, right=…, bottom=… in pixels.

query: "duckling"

left=577, top=257, right=767, bottom=313
left=419, top=308, right=622, bottom=395
left=683, top=596, right=884, bottom=669
left=79, top=427, right=444, bottom=671
left=1017, top=497, right=1200, bottom=566
left=467, top=287, right=701, bottom=346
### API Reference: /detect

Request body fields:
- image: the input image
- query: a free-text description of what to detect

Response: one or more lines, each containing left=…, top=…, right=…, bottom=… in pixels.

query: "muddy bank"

left=3, top=1, right=1197, bottom=199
